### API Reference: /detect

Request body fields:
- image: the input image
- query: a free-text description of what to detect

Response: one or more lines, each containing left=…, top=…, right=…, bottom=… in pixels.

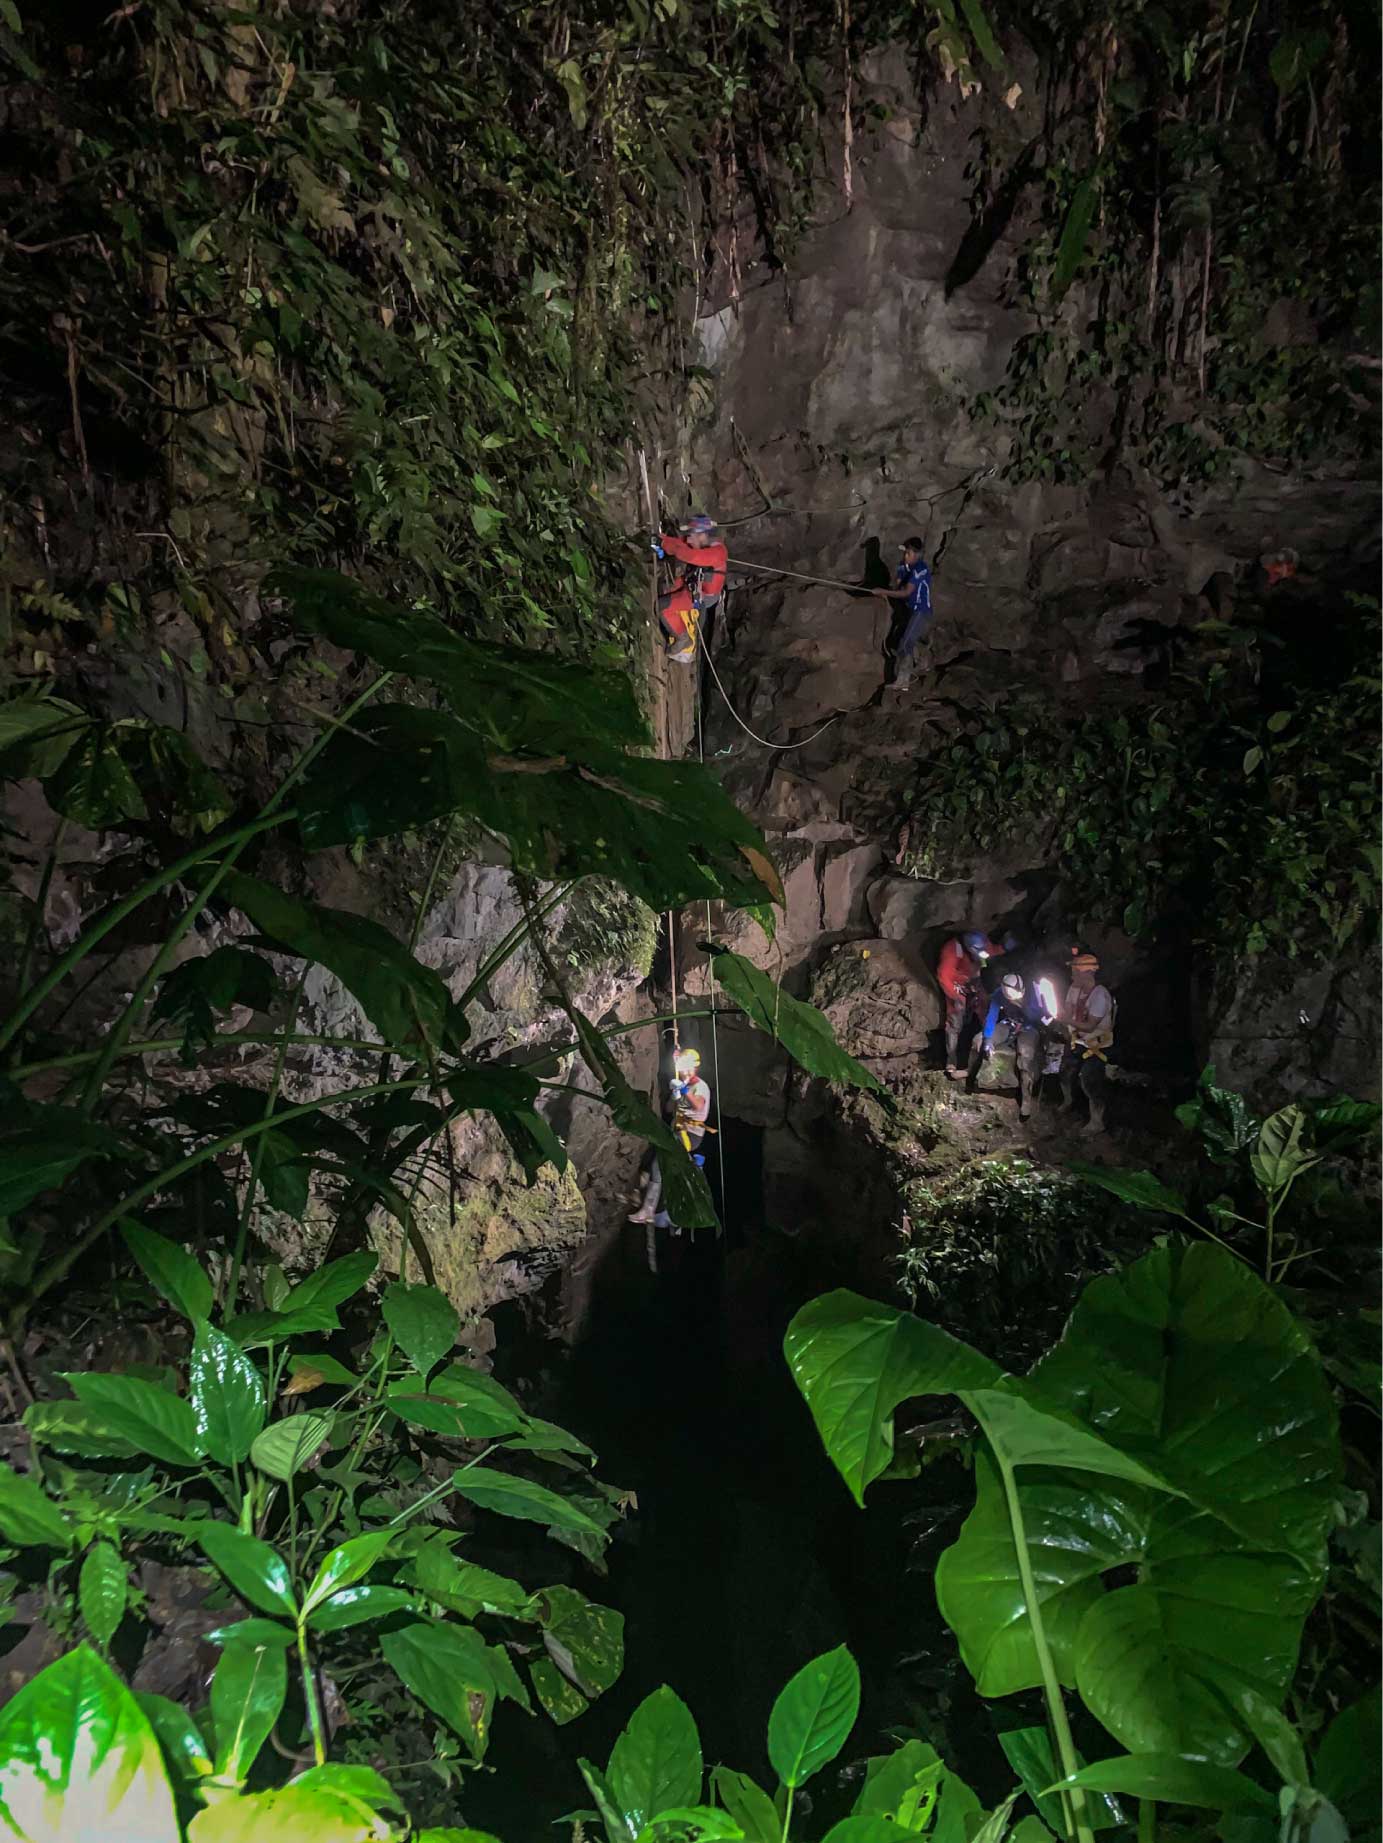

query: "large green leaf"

left=229, top=1250, right=379, bottom=1347
left=998, top=1728, right=1123, bottom=1834
left=766, top=1646, right=860, bottom=1789
left=1250, top=1106, right=1317, bottom=1195
left=853, top=1740, right=944, bottom=1830
left=1315, top=1686, right=1380, bottom=1840
left=705, top=948, right=883, bottom=1092
left=0, top=694, right=88, bottom=775
left=381, top=1282, right=458, bottom=1377
left=0, top=1119, right=125, bottom=1217
left=711, top=1768, right=781, bottom=1843
left=784, top=1290, right=1001, bottom=1504
left=403, top=1546, right=534, bottom=1620
left=608, top=1686, right=702, bottom=1833
left=220, top=871, right=467, bottom=1056
left=120, top=1222, right=214, bottom=1322
left=62, top=1373, right=203, bottom=1468
left=250, top=1410, right=334, bottom=1480
left=295, top=705, right=779, bottom=917
left=0, top=1644, right=179, bottom=1843
left=186, top=1773, right=392, bottom=1843
left=43, top=724, right=147, bottom=829
left=1067, top=1166, right=1189, bottom=1218
left=580, top=1757, right=636, bottom=1843
left=79, top=1543, right=128, bottom=1648
left=0, top=1461, right=73, bottom=1551
left=209, top=1639, right=286, bottom=1786
left=387, top=1364, right=529, bottom=1441
left=308, top=1585, right=417, bottom=1633
left=188, top=1321, right=266, bottom=1465
left=23, top=1400, right=138, bottom=1462
left=529, top=1585, right=625, bottom=1724
left=197, top=1525, right=298, bottom=1619
left=135, top=1693, right=212, bottom=1789
left=450, top=1465, right=607, bottom=1539
left=301, top=1532, right=395, bottom=1619
left=448, top=1065, right=568, bottom=1183
left=1052, top=177, right=1097, bottom=298
left=272, top=566, right=648, bottom=756
left=150, top=947, right=278, bottom=1059
left=380, top=1619, right=495, bottom=1761
left=1046, top=1755, right=1274, bottom=1809
left=1024, top=1242, right=1339, bottom=1557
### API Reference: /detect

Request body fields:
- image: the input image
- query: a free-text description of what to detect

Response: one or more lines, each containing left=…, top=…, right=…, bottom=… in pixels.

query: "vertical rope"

left=696, top=609, right=729, bottom=1241
left=639, top=445, right=681, bottom=1060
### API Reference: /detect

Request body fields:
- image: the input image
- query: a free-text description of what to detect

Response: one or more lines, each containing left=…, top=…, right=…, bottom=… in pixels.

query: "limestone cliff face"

left=654, top=46, right=1378, bottom=1147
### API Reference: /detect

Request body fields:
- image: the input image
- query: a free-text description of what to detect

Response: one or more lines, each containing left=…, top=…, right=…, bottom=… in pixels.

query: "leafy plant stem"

left=1139, top=1799, right=1156, bottom=1843
left=994, top=1450, right=1095, bottom=1843
left=296, top=1622, right=327, bottom=1767
left=12, top=1074, right=429, bottom=1335
left=0, top=810, right=295, bottom=1057
left=779, top=1786, right=794, bottom=1843
left=386, top=1442, right=496, bottom=1528
left=6, top=1029, right=414, bottom=1081
left=224, top=967, right=310, bottom=1321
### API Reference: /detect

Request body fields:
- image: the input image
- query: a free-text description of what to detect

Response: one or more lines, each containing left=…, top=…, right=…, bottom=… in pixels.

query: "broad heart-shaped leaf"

left=608, top=1686, right=702, bottom=1834
left=380, top=1620, right=495, bottom=1761
left=209, top=1637, right=286, bottom=1785
left=937, top=1453, right=1323, bottom=1765
left=1024, top=1241, right=1340, bottom=1558
left=784, top=1290, right=1001, bottom=1504
left=767, top=1645, right=860, bottom=1789
left=1046, top=1755, right=1274, bottom=1810
left=186, top=1773, right=394, bottom=1843
left=250, top=1410, right=334, bottom=1480
left=62, top=1373, right=204, bottom=1468
left=188, top=1320, right=266, bottom=1465
left=294, top=703, right=780, bottom=918
left=382, top=1282, right=458, bottom=1377
left=0, top=1460, right=73, bottom=1550
left=1067, top=1165, right=1189, bottom=1218
left=712, top=1768, right=781, bottom=1843
left=705, top=947, right=883, bottom=1092
left=0, top=1643, right=179, bottom=1843
left=197, top=1524, right=298, bottom=1619
left=529, top=1585, right=624, bottom=1724
left=1250, top=1105, right=1317, bottom=1195
left=301, top=1532, right=394, bottom=1618
left=119, top=1221, right=213, bottom=1321
left=220, top=870, right=467, bottom=1057
left=451, top=1465, right=608, bottom=1541
left=1315, top=1686, right=1380, bottom=1838
left=79, top=1542, right=128, bottom=1647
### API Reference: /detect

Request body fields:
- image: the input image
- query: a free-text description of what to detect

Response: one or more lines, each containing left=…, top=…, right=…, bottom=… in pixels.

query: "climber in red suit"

left=653, top=514, right=727, bottom=658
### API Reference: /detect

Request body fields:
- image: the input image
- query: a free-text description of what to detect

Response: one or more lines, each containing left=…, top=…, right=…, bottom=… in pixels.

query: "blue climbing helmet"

left=683, top=513, right=717, bottom=536
left=962, top=930, right=989, bottom=955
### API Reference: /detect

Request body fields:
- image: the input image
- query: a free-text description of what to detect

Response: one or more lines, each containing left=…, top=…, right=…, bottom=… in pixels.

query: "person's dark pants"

left=1060, top=1048, right=1108, bottom=1127
left=944, top=991, right=980, bottom=1068
left=897, top=606, right=933, bottom=661
left=968, top=1021, right=1042, bottom=1114
left=646, top=1133, right=704, bottom=1227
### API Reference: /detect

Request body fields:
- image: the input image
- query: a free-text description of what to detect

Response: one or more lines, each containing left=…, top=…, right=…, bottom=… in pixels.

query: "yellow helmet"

left=674, top=1047, right=701, bottom=1076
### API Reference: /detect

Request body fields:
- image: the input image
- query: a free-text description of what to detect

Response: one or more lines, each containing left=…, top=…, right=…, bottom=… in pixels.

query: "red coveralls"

left=937, top=935, right=1003, bottom=1067
left=658, top=534, right=728, bottom=643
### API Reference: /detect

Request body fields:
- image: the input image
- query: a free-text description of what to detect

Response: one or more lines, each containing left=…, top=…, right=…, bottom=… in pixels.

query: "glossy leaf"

left=1046, top=1754, right=1274, bottom=1809
left=283, top=1251, right=378, bottom=1314
left=302, top=1531, right=395, bottom=1617
left=1025, top=1241, right=1339, bottom=1556
left=1315, top=1685, right=1380, bottom=1836
left=307, top=1584, right=417, bottom=1633
left=382, top=1282, right=458, bottom=1377
left=767, top=1645, right=860, bottom=1789
left=204, top=1619, right=294, bottom=1649
left=380, top=1619, right=495, bottom=1761
left=580, top=1756, right=636, bottom=1843
left=387, top=1365, right=528, bottom=1442
left=62, top=1372, right=203, bottom=1468
left=711, top=1768, right=780, bottom=1843
left=531, top=1585, right=625, bottom=1722
left=221, top=870, right=467, bottom=1056
left=135, top=1692, right=213, bottom=1786
left=451, top=1465, right=607, bottom=1539
left=119, top=1222, right=213, bottom=1322
left=209, top=1638, right=287, bottom=1786
left=186, top=1776, right=391, bottom=1843
left=854, top=1740, right=945, bottom=1830
left=404, top=1545, right=534, bottom=1620
left=79, top=1542, right=128, bottom=1647
left=705, top=948, right=883, bottom=1093
left=0, top=1643, right=179, bottom=1842
left=249, top=1410, right=334, bottom=1480
left=998, top=1728, right=1122, bottom=1834
left=0, top=1460, right=73, bottom=1550
left=188, top=1320, right=266, bottom=1465
left=784, top=1290, right=1000, bottom=1503
left=197, top=1524, right=298, bottom=1619
left=608, top=1686, right=703, bottom=1834
left=23, top=1400, right=139, bottom=1461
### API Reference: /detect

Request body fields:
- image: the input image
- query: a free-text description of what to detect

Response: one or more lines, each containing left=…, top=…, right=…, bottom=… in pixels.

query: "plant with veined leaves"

left=784, top=1239, right=1378, bottom=1843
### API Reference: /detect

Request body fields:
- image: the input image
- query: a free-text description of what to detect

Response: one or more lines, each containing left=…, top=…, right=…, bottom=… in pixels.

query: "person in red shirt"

left=653, top=514, right=727, bottom=661
left=937, top=929, right=1004, bottom=1076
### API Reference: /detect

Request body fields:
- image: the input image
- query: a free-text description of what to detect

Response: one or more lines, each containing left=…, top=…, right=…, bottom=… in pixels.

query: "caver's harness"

left=1071, top=994, right=1117, bottom=1061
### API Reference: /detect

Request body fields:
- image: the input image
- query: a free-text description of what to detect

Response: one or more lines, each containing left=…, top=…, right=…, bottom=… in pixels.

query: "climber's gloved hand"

left=650, top=541, right=665, bottom=559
